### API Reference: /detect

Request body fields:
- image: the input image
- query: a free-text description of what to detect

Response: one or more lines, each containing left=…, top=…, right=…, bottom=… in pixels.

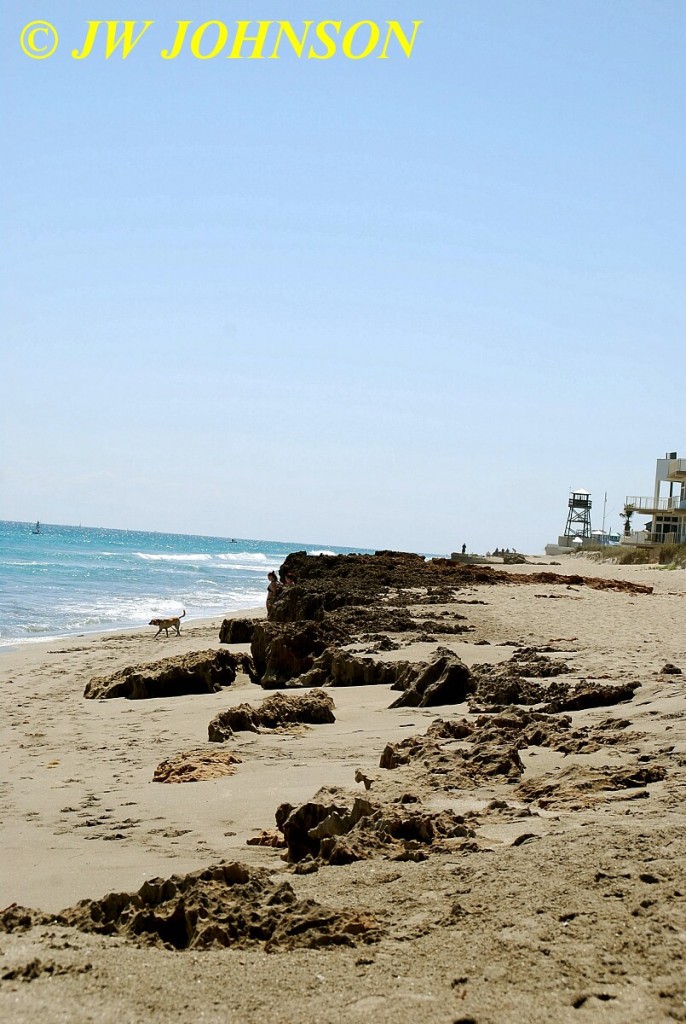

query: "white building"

left=623, top=451, right=686, bottom=546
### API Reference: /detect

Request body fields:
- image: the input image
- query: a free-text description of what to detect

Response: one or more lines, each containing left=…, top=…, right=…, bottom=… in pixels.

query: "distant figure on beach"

left=284, top=572, right=296, bottom=586
left=461, top=543, right=466, bottom=555
left=266, top=571, right=282, bottom=610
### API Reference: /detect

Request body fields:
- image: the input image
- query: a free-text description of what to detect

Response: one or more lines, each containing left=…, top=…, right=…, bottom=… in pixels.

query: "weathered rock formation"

left=300, top=650, right=418, bottom=689
left=152, top=748, right=242, bottom=783
left=660, top=662, right=682, bottom=675
left=0, top=863, right=381, bottom=951
left=218, top=617, right=258, bottom=645
left=84, top=650, right=241, bottom=700
left=543, top=679, right=639, bottom=713
left=208, top=689, right=336, bottom=741
left=266, top=551, right=653, bottom=635
left=250, top=621, right=331, bottom=687
left=275, top=791, right=475, bottom=865
left=466, top=650, right=638, bottom=714
left=241, top=551, right=651, bottom=690
left=517, top=762, right=667, bottom=809
left=389, top=651, right=474, bottom=708
left=379, top=705, right=650, bottom=789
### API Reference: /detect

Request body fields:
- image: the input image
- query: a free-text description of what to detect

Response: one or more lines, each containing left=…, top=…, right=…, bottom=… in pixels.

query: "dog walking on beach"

left=149, top=610, right=186, bottom=639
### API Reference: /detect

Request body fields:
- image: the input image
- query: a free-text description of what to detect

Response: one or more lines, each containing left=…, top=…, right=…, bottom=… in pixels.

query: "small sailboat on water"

left=31, top=520, right=41, bottom=535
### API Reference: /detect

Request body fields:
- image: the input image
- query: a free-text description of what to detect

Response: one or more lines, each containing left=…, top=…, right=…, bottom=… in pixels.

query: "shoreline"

left=0, top=605, right=266, bottom=657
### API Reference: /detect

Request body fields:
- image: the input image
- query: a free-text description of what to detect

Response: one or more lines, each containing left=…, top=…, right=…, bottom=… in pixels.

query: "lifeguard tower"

left=545, top=488, right=593, bottom=555
left=562, top=489, right=592, bottom=545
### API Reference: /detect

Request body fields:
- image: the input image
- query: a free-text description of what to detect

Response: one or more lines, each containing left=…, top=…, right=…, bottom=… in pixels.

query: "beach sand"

left=1, top=556, right=685, bottom=1022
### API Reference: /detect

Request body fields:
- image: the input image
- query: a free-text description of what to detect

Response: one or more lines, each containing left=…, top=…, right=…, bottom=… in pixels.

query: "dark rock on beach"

left=275, top=791, right=475, bottom=865
left=543, top=679, right=640, bottom=713
left=270, top=551, right=653, bottom=631
left=218, top=617, right=258, bottom=645
left=245, top=552, right=654, bottom=695
left=84, top=650, right=241, bottom=700
left=302, top=649, right=418, bottom=689
left=379, top=704, right=658, bottom=799
left=0, top=862, right=381, bottom=951
left=250, top=621, right=330, bottom=687
left=208, top=689, right=335, bottom=741
left=389, top=652, right=474, bottom=708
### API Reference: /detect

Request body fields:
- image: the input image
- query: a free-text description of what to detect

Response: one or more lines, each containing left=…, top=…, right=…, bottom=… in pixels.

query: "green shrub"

left=586, top=542, right=686, bottom=567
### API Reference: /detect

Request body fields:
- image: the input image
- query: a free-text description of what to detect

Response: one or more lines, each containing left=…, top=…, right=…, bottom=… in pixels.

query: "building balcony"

left=667, top=458, right=686, bottom=481
left=625, top=495, right=686, bottom=513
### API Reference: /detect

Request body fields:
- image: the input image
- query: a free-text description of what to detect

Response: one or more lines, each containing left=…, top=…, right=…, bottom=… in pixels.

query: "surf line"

left=71, top=20, right=424, bottom=61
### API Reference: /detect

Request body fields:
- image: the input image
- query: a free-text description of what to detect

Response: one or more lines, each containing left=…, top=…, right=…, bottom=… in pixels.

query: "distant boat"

left=31, top=521, right=41, bottom=535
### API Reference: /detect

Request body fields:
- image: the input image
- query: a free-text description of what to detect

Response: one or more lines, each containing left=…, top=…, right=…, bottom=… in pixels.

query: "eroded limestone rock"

left=250, top=621, right=330, bottom=687
left=389, top=652, right=474, bottom=708
left=84, top=650, right=240, bottom=700
left=208, top=689, right=335, bottom=741
left=152, top=748, right=241, bottom=783
left=275, top=792, right=475, bottom=865
left=0, top=863, right=381, bottom=951
left=218, top=618, right=258, bottom=645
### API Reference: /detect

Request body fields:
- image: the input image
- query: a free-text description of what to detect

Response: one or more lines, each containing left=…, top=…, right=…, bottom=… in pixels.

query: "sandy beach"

left=1, top=553, right=685, bottom=1023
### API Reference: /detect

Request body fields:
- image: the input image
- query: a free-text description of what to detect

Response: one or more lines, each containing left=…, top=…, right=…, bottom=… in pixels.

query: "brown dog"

left=149, top=609, right=186, bottom=638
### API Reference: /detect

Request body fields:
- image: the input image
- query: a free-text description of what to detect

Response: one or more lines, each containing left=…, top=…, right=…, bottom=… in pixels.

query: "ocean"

left=0, top=520, right=370, bottom=648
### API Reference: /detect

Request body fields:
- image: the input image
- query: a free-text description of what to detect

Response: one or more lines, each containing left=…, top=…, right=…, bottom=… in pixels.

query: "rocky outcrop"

left=466, top=651, right=640, bottom=714
left=248, top=552, right=652, bottom=692
left=84, top=650, right=240, bottom=700
left=152, top=748, right=241, bottom=783
left=468, top=649, right=571, bottom=710
left=301, top=650, right=418, bottom=689
left=389, top=652, right=474, bottom=708
left=517, top=762, right=668, bottom=809
left=0, top=863, right=381, bottom=951
left=265, top=551, right=653, bottom=635
left=218, top=618, right=258, bottom=645
left=275, top=796, right=351, bottom=862
left=660, top=662, right=682, bottom=675
left=543, top=680, right=639, bottom=713
left=208, top=689, right=335, bottom=741
left=250, top=621, right=330, bottom=687
left=275, top=791, right=475, bottom=865
left=379, top=705, right=650, bottom=792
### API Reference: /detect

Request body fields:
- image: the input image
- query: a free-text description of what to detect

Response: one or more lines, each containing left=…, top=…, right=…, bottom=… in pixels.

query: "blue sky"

left=2, top=1, right=684, bottom=552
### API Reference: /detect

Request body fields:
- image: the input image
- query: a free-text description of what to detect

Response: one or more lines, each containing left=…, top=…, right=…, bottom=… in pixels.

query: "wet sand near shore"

left=1, top=556, right=685, bottom=1023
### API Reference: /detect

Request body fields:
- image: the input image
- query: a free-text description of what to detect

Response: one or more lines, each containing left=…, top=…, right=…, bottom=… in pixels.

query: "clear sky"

left=2, top=1, right=684, bottom=553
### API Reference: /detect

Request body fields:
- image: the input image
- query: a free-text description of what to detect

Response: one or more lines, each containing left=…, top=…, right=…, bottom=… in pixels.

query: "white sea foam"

left=136, top=552, right=213, bottom=562
left=215, top=552, right=269, bottom=563
left=308, top=549, right=337, bottom=556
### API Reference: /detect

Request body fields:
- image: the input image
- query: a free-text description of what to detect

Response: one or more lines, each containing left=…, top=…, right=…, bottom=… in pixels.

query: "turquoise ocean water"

left=0, top=520, right=370, bottom=648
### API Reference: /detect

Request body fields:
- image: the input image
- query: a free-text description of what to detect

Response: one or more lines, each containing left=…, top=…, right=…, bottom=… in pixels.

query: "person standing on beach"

left=461, top=543, right=467, bottom=554
left=266, top=571, right=282, bottom=611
